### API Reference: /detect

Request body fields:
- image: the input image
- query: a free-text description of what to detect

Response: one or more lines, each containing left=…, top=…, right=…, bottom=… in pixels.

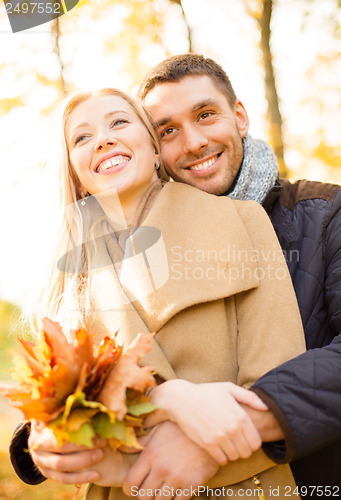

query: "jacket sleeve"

left=252, top=201, right=341, bottom=462
left=207, top=200, right=306, bottom=487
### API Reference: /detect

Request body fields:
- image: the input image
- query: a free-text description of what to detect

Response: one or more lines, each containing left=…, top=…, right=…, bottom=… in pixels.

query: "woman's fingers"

left=226, top=383, right=268, bottom=411
left=31, top=447, right=104, bottom=473
left=37, top=465, right=100, bottom=485
left=143, top=408, right=169, bottom=428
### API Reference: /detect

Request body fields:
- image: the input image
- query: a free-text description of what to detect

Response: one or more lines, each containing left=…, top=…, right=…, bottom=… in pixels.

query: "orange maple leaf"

left=98, top=333, right=156, bottom=420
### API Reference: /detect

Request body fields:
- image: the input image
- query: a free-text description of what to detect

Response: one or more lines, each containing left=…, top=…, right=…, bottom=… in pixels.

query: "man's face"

left=144, top=75, right=249, bottom=195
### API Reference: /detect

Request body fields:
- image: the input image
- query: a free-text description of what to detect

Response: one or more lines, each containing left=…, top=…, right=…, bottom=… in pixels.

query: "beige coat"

left=85, top=182, right=306, bottom=500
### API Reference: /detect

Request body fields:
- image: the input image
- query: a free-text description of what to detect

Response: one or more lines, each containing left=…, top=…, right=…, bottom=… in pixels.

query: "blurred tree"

left=169, top=0, right=193, bottom=51
left=292, top=0, right=341, bottom=180
left=0, top=300, right=22, bottom=380
left=51, top=17, right=66, bottom=95
left=244, top=0, right=287, bottom=177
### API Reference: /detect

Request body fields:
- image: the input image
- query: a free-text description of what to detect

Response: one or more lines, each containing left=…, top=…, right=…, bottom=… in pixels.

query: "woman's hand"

left=144, top=381, right=268, bottom=465
left=28, top=420, right=128, bottom=486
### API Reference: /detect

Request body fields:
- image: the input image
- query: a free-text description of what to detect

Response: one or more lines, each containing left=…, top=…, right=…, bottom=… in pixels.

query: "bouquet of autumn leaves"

left=4, top=318, right=157, bottom=450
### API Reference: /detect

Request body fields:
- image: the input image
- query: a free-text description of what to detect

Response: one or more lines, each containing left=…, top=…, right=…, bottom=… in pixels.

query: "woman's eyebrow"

left=70, top=110, right=130, bottom=134
left=104, top=110, right=130, bottom=119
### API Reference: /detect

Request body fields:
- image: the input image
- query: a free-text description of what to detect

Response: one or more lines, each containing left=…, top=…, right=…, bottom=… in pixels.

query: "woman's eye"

left=74, top=135, right=88, bottom=146
left=111, top=118, right=128, bottom=127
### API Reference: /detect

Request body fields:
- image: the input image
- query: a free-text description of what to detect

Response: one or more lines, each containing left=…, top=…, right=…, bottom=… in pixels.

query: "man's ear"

left=235, top=100, right=249, bottom=138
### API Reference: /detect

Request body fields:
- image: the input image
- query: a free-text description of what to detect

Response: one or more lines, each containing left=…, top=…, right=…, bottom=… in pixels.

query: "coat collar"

left=91, top=182, right=260, bottom=380
left=120, top=182, right=260, bottom=331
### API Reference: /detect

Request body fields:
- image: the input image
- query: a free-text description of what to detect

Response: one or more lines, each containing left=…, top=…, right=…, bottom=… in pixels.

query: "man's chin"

left=167, top=168, right=232, bottom=196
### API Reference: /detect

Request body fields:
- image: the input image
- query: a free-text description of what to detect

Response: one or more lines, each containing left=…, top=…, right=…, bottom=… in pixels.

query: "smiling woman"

left=63, top=89, right=166, bottom=205
left=66, top=95, right=159, bottom=204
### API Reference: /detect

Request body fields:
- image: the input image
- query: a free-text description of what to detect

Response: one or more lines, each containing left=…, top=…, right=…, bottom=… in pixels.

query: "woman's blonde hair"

left=31, top=88, right=168, bottom=333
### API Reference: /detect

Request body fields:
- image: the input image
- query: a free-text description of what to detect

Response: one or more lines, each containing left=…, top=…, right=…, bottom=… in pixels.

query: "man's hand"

left=28, top=420, right=127, bottom=486
left=241, top=404, right=285, bottom=442
left=123, top=421, right=219, bottom=500
left=144, top=381, right=267, bottom=465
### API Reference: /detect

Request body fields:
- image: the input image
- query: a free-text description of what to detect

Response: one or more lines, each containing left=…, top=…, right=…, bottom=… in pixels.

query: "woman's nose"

left=94, top=134, right=117, bottom=151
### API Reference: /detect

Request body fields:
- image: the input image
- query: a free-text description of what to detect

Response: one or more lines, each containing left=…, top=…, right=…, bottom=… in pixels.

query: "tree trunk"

left=170, top=0, right=193, bottom=51
left=257, top=0, right=287, bottom=177
left=51, top=17, right=66, bottom=96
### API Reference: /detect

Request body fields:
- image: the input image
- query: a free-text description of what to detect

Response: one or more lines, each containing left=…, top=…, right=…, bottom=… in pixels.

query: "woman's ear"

left=235, top=100, right=249, bottom=138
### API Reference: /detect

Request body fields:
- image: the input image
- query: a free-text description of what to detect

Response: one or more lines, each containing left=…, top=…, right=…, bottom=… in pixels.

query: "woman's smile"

left=95, top=153, right=131, bottom=173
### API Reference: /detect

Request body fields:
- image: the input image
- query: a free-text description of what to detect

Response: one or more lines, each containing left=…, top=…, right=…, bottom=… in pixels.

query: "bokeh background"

left=0, top=0, right=340, bottom=497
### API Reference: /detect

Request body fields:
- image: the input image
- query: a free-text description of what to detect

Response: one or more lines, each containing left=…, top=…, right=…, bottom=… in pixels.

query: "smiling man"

left=130, top=54, right=341, bottom=495
left=144, top=74, right=247, bottom=196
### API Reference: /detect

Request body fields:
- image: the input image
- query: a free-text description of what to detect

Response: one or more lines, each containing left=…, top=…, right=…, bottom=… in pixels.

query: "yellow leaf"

left=65, top=408, right=99, bottom=432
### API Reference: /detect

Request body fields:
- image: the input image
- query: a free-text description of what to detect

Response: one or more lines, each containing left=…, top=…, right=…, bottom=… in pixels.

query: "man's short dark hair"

left=138, top=53, right=237, bottom=109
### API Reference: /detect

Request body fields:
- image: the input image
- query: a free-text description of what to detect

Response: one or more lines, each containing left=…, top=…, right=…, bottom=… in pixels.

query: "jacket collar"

left=262, top=179, right=282, bottom=213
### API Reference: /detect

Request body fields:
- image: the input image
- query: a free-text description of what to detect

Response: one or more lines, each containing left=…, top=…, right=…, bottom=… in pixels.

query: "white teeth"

left=97, top=156, right=130, bottom=172
left=189, top=156, right=217, bottom=171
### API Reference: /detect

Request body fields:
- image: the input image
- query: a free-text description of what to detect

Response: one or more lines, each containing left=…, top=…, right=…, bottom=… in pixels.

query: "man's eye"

left=161, top=127, right=176, bottom=138
left=199, top=112, right=213, bottom=120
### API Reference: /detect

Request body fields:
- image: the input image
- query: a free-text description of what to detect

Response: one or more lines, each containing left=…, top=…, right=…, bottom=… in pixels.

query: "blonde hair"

left=31, top=88, right=168, bottom=332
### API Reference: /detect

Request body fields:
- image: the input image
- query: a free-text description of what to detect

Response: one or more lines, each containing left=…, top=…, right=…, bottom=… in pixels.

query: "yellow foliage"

left=0, top=97, right=24, bottom=116
left=313, top=141, right=341, bottom=169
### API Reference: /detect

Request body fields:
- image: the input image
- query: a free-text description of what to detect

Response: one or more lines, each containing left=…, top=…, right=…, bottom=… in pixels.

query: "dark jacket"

left=253, top=178, right=341, bottom=493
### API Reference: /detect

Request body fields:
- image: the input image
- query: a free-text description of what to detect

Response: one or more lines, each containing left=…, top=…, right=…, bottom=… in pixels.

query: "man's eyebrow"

left=154, top=98, right=219, bottom=129
left=191, top=98, right=219, bottom=112
left=154, top=117, right=172, bottom=129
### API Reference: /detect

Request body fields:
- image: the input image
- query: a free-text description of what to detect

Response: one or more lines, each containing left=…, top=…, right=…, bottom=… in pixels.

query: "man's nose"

left=94, top=133, right=117, bottom=151
left=182, top=125, right=208, bottom=154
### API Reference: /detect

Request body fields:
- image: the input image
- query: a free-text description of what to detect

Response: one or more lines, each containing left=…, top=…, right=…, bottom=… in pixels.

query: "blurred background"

left=0, top=0, right=340, bottom=497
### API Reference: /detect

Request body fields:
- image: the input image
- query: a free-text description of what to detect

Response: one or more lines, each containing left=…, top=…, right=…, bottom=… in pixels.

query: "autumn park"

left=0, top=0, right=340, bottom=498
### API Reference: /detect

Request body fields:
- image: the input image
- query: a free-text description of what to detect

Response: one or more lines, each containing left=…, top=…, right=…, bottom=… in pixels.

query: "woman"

left=11, top=88, right=305, bottom=499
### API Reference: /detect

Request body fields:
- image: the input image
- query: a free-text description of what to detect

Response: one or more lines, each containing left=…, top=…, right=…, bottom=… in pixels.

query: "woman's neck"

left=94, top=180, right=162, bottom=228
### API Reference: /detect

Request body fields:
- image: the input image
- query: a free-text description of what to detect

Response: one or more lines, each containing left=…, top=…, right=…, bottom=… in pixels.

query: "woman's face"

left=66, top=94, right=158, bottom=199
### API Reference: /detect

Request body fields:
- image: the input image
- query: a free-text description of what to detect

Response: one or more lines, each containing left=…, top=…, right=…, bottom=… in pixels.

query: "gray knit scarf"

left=227, top=134, right=279, bottom=204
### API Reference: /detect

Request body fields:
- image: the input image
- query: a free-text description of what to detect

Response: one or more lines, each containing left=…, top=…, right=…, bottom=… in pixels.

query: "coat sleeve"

left=9, top=421, right=47, bottom=485
left=252, top=202, right=341, bottom=462
left=207, top=200, right=306, bottom=487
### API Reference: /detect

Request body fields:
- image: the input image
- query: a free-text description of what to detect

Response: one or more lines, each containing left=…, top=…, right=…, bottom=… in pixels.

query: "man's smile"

left=183, top=153, right=222, bottom=176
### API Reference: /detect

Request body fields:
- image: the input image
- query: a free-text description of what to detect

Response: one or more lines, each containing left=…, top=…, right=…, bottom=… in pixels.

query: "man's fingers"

left=123, top=457, right=151, bottom=496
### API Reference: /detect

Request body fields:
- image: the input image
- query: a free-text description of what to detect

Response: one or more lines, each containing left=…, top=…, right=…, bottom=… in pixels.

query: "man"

left=10, top=54, right=341, bottom=497
left=129, top=54, right=341, bottom=495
